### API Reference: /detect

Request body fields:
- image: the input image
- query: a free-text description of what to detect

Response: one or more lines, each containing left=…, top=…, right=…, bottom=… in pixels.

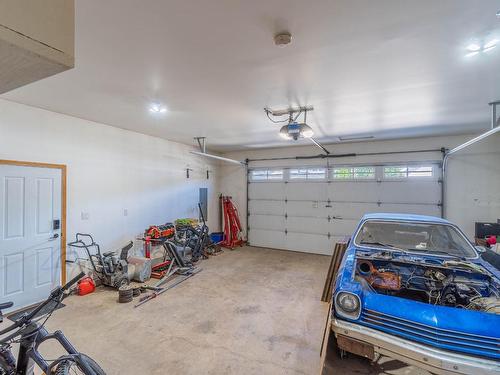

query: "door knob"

left=49, top=233, right=59, bottom=241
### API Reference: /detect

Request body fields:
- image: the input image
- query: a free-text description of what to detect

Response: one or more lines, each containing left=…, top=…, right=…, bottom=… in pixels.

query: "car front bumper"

left=332, top=318, right=500, bottom=375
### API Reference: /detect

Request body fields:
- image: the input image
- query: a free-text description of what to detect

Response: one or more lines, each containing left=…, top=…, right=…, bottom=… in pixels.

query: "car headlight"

left=335, top=292, right=361, bottom=319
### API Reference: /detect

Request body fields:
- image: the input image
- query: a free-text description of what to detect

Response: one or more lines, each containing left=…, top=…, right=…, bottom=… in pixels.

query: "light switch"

left=81, top=212, right=90, bottom=220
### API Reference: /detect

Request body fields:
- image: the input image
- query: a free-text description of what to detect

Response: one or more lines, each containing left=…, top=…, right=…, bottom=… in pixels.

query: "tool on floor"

left=68, top=233, right=133, bottom=289
left=220, top=196, right=245, bottom=249
left=134, top=268, right=202, bottom=308
left=150, top=260, right=172, bottom=279
left=118, top=287, right=134, bottom=303
left=77, top=276, right=96, bottom=296
left=128, top=255, right=152, bottom=282
left=150, top=240, right=195, bottom=286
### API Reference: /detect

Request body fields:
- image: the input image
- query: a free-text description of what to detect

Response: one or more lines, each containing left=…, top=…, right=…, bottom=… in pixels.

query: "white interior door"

left=0, top=165, right=62, bottom=312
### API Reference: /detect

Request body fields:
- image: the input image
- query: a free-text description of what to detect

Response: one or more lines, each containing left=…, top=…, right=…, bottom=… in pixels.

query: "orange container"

left=78, top=276, right=95, bottom=296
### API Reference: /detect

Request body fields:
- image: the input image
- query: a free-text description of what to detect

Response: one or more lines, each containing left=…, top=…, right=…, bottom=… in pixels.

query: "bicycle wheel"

left=54, top=354, right=105, bottom=375
left=0, top=349, right=17, bottom=375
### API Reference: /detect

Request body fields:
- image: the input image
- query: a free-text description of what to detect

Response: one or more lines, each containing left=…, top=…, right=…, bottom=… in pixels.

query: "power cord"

left=264, top=108, right=302, bottom=124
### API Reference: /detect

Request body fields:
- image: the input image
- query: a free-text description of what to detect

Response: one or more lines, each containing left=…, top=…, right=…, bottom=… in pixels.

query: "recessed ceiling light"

left=465, top=39, right=498, bottom=57
left=484, top=39, right=498, bottom=51
left=466, top=43, right=481, bottom=52
left=149, top=102, right=167, bottom=114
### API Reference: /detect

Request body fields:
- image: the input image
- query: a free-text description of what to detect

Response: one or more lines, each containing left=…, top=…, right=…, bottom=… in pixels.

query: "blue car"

left=331, top=213, right=500, bottom=375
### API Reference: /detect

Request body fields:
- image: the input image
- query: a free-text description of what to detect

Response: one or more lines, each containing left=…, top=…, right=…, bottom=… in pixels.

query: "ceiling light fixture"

left=265, top=105, right=330, bottom=154
left=273, top=107, right=314, bottom=140
left=484, top=39, right=498, bottom=51
left=149, top=102, right=167, bottom=114
left=466, top=43, right=481, bottom=52
left=466, top=39, right=498, bottom=56
left=279, top=122, right=314, bottom=140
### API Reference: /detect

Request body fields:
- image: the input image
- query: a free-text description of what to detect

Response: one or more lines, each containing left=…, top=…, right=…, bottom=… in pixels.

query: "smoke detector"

left=274, top=32, right=292, bottom=47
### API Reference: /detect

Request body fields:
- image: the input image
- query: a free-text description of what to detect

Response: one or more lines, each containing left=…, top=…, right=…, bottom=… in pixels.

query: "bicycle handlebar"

left=67, top=233, right=95, bottom=248
left=61, top=272, right=85, bottom=293
left=0, top=272, right=85, bottom=338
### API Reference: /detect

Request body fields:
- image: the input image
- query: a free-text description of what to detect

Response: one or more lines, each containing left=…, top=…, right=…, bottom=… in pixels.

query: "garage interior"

left=0, top=1, right=499, bottom=375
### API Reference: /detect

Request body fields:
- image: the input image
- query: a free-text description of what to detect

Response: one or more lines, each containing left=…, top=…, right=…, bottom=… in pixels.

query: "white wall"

left=446, top=132, right=500, bottom=237
left=220, top=134, right=500, bottom=240
left=0, top=99, right=221, bottom=266
left=1, top=96, right=497, bottom=256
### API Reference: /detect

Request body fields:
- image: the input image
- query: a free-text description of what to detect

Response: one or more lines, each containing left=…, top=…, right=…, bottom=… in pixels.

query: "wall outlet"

left=124, top=208, right=128, bottom=217
left=81, top=212, right=90, bottom=220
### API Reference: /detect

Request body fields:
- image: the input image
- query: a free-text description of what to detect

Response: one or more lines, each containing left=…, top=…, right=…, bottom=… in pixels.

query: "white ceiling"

left=2, top=0, right=500, bottom=151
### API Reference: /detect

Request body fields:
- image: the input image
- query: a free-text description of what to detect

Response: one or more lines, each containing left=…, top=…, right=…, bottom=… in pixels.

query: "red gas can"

left=78, top=276, right=96, bottom=296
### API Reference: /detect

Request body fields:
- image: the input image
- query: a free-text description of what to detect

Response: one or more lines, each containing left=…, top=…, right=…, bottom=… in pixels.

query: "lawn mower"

left=68, top=233, right=133, bottom=289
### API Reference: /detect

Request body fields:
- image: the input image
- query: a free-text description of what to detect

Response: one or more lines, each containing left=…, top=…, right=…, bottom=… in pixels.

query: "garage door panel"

left=249, top=200, right=284, bottom=215
left=329, top=219, right=358, bottom=237
left=248, top=229, right=285, bottom=249
left=381, top=203, right=441, bottom=217
left=286, top=182, right=327, bottom=200
left=286, top=201, right=330, bottom=217
left=247, top=162, right=441, bottom=255
left=330, top=202, right=378, bottom=220
left=378, top=181, right=441, bottom=204
left=329, top=182, right=379, bottom=201
left=286, top=216, right=329, bottom=234
left=249, top=214, right=285, bottom=231
left=284, top=232, right=333, bottom=255
left=249, top=183, right=285, bottom=200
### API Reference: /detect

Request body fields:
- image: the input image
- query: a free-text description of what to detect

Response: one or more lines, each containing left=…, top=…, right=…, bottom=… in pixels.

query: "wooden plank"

left=319, top=302, right=332, bottom=375
left=321, top=242, right=348, bottom=303
left=321, top=254, right=336, bottom=301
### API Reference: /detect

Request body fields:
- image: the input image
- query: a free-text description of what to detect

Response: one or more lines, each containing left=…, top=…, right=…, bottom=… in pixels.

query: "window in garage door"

left=248, top=162, right=442, bottom=255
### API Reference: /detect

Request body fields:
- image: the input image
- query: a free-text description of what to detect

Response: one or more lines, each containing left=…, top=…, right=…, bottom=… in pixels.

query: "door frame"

left=0, top=159, right=67, bottom=284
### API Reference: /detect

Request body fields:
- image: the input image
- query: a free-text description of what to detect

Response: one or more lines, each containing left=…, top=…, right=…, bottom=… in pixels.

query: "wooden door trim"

left=0, top=159, right=68, bottom=285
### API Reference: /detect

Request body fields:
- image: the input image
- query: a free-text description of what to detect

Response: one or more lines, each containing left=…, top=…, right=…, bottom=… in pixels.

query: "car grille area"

left=359, top=309, right=500, bottom=360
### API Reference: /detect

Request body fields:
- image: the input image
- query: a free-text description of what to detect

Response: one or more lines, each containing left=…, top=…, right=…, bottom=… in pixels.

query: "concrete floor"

left=4, top=246, right=427, bottom=374
left=38, top=246, right=330, bottom=374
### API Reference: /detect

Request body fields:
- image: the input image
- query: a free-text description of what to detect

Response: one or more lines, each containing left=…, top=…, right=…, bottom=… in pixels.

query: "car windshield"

left=354, top=220, right=477, bottom=258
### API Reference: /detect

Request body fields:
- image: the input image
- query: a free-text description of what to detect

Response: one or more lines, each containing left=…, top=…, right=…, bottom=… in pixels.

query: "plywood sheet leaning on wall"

left=321, top=241, right=348, bottom=303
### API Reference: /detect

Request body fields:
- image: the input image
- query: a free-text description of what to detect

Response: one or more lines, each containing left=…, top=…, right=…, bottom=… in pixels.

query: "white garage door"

left=0, top=165, right=62, bottom=312
left=248, top=162, right=442, bottom=255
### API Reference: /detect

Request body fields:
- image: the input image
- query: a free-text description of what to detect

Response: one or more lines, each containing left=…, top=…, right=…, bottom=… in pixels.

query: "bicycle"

left=0, top=272, right=106, bottom=374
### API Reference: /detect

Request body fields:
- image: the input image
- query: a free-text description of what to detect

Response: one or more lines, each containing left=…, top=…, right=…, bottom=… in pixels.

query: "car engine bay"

left=355, top=250, right=500, bottom=314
